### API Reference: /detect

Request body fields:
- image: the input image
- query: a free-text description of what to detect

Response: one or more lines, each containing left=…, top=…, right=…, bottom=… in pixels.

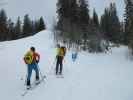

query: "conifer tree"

left=37, top=17, right=46, bottom=32
left=78, top=0, right=90, bottom=25
left=109, top=3, right=121, bottom=43
left=23, top=14, right=32, bottom=36
left=7, top=18, right=15, bottom=40
left=14, top=17, right=22, bottom=38
left=93, top=9, right=99, bottom=28
left=124, top=0, right=133, bottom=51
left=0, top=9, right=8, bottom=40
left=100, top=3, right=121, bottom=43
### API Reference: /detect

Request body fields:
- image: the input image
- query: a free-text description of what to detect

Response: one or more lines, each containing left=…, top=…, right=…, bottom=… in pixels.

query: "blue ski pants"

left=27, top=63, right=39, bottom=81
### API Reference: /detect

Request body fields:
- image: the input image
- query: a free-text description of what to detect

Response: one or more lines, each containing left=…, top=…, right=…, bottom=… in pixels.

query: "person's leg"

left=33, top=63, right=39, bottom=80
left=56, top=56, right=59, bottom=75
left=74, top=54, right=76, bottom=62
left=59, top=57, right=63, bottom=74
left=72, top=54, right=74, bottom=61
left=27, top=64, right=33, bottom=86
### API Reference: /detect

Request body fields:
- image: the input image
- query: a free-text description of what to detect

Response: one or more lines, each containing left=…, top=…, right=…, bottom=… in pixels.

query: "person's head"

left=57, top=44, right=60, bottom=48
left=30, top=47, right=35, bottom=52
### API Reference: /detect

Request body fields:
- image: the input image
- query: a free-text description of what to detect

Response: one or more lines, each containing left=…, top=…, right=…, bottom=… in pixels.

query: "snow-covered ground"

left=0, top=30, right=133, bottom=100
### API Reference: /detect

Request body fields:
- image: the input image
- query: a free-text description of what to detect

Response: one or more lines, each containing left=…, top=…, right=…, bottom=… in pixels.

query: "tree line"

left=54, top=0, right=125, bottom=53
left=124, top=0, right=133, bottom=54
left=0, top=9, right=46, bottom=41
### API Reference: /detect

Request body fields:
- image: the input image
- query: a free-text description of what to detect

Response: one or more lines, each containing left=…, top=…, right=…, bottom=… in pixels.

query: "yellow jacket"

left=56, top=48, right=64, bottom=57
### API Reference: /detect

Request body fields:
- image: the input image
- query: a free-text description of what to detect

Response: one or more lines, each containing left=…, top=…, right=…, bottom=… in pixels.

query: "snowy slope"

left=0, top=30, right=133, bottom=100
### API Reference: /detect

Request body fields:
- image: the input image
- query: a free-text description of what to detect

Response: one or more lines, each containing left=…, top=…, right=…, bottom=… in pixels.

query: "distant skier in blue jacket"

left=72, top=50, right=78, bottom=62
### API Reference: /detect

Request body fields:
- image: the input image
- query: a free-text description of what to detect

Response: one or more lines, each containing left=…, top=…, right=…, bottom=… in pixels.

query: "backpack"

left=24, top=51, right=33, bottom=64
left=61, top=46, right=66, bottom=56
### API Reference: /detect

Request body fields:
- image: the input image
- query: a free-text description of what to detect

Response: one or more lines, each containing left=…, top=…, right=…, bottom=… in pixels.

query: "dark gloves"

left=36, top=60, right=39, bottom=63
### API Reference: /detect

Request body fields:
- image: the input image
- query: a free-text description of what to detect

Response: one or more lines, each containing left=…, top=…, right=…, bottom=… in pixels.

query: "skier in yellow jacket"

left=55, top=44, right=66, bottom=75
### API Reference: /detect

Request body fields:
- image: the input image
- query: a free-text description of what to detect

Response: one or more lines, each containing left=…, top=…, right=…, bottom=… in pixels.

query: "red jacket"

left=33, top=52, right=40, bottom=62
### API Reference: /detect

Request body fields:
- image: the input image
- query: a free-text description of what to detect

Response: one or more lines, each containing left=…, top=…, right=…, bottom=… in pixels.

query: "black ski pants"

left=56, top=56, right=63, bottom=74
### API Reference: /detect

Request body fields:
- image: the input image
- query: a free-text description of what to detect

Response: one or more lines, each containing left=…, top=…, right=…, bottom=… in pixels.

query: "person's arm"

left=23, top=57, right=26, bottom=63
left=35, top=53, right=40, bottom=63
left=23, top=52, right=28, bottom=64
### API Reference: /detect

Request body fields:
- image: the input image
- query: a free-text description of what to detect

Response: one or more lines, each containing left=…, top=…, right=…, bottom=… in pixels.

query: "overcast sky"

left=0, top=0, right=125, bottom=28
left=89, top=0, right=125, bottom=20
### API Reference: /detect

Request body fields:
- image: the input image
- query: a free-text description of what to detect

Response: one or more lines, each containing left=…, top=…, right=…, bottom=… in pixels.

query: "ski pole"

left=21, top=67, right=28, bottom=85
left=52, top=58, right=57, bottom=70
left=24, top=65, right=28, bottom=85
left=49, top=57, right=57, bottom=74
left=37, top=64, right=46, bottom=79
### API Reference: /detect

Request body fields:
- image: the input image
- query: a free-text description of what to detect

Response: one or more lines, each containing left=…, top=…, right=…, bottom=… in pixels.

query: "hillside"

left=0, top=30, right=133, bottom=100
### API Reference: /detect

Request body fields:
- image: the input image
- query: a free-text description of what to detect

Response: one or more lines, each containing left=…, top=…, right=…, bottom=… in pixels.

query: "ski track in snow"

left=0, top=30, right=133, bottom=100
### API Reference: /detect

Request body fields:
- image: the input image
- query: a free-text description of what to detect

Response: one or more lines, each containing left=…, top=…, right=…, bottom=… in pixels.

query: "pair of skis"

left=55, top=73, right=64, bottom=78
left=21, top=75, right=46, bottom=96
left=21, top=73, right=64, bottom=96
